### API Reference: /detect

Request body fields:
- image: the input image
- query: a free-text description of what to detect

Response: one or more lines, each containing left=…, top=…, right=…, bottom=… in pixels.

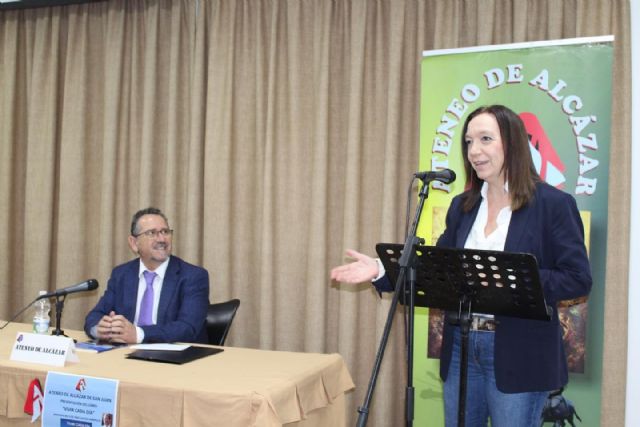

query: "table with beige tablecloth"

left=0, top=322, right=354, bottom=426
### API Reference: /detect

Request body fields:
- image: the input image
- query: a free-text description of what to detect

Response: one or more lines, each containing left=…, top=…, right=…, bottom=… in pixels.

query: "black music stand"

left=377, top=243, right=552, bottom=427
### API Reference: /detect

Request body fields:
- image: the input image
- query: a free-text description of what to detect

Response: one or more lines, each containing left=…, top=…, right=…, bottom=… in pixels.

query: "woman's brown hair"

left=461, top=105, right=540, bottom=212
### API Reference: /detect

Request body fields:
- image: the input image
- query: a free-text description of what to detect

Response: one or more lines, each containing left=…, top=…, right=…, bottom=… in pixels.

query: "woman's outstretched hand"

left=330, top=249, right=380, bottom=283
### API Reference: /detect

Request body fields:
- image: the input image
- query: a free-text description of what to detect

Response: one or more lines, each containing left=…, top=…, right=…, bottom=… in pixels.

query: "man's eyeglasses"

left=133, top=228, right=174, bottom=239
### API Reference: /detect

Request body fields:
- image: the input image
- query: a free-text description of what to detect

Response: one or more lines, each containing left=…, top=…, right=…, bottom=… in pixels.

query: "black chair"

left=206, top=299, right=240, bottom=346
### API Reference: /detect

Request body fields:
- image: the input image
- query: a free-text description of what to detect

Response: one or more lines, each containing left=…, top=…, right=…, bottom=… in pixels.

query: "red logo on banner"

left=520, top=112, right=566, bottom=188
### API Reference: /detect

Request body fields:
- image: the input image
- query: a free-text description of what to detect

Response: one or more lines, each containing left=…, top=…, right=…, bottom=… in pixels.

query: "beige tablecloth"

left=0, top=323, right=354, bottom=426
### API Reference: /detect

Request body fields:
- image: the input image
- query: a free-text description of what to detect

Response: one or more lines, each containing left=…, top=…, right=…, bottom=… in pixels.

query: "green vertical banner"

left=416, top=37, right=613, bottom=426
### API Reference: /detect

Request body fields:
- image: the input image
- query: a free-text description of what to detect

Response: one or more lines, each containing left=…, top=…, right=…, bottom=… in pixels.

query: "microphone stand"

left=51, top=295, right=68, bottom=337
left=356, top=178, right=431, bottom=427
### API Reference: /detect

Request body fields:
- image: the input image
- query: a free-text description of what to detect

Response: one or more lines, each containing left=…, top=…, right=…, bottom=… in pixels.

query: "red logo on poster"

left=520, top=112, right=566, bottom=189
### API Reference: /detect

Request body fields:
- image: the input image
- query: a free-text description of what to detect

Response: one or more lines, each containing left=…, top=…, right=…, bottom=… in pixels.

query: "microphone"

left=0, top=279, right=99, bottom=333
left=37, top=279, right=99, bottom=299
left=414, top=168, right=456, bottom=184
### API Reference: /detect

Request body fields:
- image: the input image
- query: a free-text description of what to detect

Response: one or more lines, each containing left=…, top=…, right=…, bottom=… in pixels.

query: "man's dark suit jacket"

left=375, top=182, right=592, bottom=393
left=84, top=255, right=210, bottom=344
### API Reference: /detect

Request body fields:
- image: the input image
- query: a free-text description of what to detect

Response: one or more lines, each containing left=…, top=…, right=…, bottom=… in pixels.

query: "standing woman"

left=330, top=104, right=592, bottom=426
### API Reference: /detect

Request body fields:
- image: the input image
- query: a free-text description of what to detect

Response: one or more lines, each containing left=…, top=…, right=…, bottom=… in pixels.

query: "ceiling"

left=0, top=0, right=105, bottom=10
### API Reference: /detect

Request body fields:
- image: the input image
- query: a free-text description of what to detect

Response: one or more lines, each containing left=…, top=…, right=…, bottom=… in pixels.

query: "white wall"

left=626, top=0, right=640, bottom=425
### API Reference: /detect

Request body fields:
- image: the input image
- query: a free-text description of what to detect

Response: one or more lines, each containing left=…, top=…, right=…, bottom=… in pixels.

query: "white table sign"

left=10, top=332, right=78, bottom=367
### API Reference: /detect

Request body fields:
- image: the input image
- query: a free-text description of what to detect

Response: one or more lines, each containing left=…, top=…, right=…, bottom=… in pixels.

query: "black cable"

left=403, top=177, right=419, bottom=355
left=0, top=297, right=39, bottom=330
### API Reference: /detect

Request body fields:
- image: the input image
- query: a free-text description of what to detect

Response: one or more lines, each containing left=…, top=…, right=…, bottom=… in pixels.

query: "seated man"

left=84, top=207, right=209, bottom=344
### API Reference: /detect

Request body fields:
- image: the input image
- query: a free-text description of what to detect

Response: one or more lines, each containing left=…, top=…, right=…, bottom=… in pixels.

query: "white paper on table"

left=129, top=343, right=190, bottom=351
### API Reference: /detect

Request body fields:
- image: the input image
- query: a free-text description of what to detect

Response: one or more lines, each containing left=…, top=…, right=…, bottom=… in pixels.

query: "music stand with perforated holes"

left=376, top=243, right=552, bottom=427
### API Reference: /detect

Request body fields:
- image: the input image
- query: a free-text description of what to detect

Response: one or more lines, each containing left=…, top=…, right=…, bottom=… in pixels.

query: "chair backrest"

left=206, top=299, right=240, bottom=346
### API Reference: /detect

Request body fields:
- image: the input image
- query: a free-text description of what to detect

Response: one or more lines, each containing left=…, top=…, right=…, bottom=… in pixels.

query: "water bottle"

left=33, top=291, right=51, bottom=334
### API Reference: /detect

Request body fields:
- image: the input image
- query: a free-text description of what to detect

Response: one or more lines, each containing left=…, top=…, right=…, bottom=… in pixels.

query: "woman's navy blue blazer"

left=375, top=181, right=592, bottom=393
